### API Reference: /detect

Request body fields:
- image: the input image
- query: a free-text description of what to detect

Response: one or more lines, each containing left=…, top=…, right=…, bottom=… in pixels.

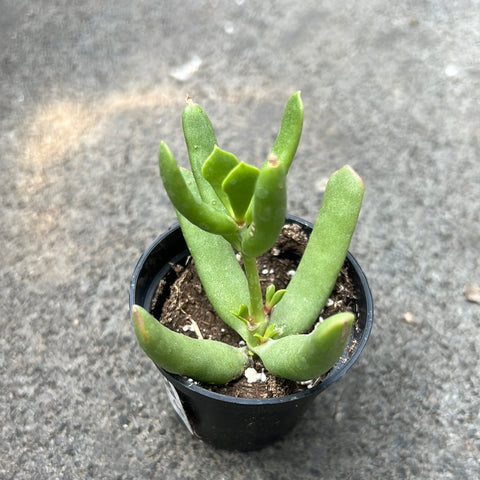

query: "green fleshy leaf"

left=271, top=165, right=364, bottom=336
left=253, top=323, right=281, bottom=344
left=255, top=312, right=355, bottom=381
left=222, top=161, right=260, bottom=222
left=132, top=305, right=248, bottom=384
left=231, top=304, right=250, bottom=323
left=269, top=91, right=304, bottom=172
left=202, top=146, right=239, bottom=212
left=158, top=142, right=239, bottom=235
left=241, top=156, right=287, bottom=257
left=265, top=285, right=275, bottom=305
left=270, top=289, right=287, bottom=308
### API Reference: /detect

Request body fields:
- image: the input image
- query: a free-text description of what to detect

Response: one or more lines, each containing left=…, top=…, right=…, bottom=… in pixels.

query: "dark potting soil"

left=151, top=223, right=358, bottom=399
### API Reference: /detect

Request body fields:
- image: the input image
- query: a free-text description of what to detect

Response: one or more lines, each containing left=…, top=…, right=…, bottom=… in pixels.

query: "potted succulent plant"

left=129, top=92, right=373, bottom=451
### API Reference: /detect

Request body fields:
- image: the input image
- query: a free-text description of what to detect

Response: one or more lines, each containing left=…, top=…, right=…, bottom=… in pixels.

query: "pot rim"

left=129, top=214, right=373, bottom=405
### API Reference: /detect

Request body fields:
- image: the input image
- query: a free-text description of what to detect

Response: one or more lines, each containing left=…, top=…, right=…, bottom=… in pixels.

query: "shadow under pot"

left=129, top=214, right=373, bottom=451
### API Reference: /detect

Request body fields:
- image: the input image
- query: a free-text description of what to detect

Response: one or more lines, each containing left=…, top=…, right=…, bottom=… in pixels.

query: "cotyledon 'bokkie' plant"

left=132, top=92, right=364, bottom=385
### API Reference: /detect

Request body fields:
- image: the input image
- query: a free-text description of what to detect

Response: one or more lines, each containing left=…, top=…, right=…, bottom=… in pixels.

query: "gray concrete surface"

left=1, top=1, right=479, bottom=478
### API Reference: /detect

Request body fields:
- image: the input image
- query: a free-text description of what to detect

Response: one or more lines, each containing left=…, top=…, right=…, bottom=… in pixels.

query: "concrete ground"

left=1, top=1, right=479, bottom=478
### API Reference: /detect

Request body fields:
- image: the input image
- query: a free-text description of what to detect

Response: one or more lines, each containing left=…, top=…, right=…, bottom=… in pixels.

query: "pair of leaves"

left=264, top=284, right=287, bottom=313
left=159, top=142, right=239, bottom=235
left=159, top=142, right=260, bottom=233
left=132, top=304, right=354, bottom=383
left=202, top=146, right=259, bottom=223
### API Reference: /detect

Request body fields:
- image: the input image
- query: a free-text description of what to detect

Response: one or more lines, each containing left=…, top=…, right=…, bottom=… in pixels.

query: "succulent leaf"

left=255, top=312, right=355, bottom=381
left=202, top=145, right=239, bottom=212
left=254, top=323, right=281, bottom=344
left=177, top=208, right=251, bottom=341
left=269, top=90, right=304, bottom=172
left=132, top=305, right=249, bottom=384
left=182, top=100, right=222, bottom=205
left=158, top=142, right=239, bottom=235
left=241, top=155, right=287, bottom=257
left=231, top=304, right=251, bottom=324
left=265, top=284, right=275, bottom=306
left=269, top=289, right=287, bottom=309
left=271, top=165, right=364, bottom=336
left=222, top=161, right=260, bottom=222
left=264, top=285, right=287, bottom=313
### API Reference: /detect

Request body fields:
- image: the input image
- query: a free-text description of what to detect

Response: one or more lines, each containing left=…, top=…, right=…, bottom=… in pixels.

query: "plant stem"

left=242, top=255, right=267, bottom=333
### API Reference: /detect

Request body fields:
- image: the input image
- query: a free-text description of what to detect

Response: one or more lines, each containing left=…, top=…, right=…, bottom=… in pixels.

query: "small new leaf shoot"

left=231, top=304, right=250, bottom=323
left=265, top=284, right=275, bottom=306
left=253, top=323, right=281, bottom=344
left=264, top=285, right=288, bottom=314
left=231, top=304, right=259, bottom=332
left=270, top=289, right=287, bottom=308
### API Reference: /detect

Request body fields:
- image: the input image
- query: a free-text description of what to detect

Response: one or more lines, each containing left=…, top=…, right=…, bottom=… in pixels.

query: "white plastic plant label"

left=163, top=378, right=194, bottom=435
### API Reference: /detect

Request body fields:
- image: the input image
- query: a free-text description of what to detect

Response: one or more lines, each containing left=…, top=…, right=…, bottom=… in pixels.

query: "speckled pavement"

left=1, top=1, right=479, bottom=478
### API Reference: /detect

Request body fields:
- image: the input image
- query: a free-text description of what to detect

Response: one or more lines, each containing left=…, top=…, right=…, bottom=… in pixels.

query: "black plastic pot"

left=129, top=215, right=373, bottom=451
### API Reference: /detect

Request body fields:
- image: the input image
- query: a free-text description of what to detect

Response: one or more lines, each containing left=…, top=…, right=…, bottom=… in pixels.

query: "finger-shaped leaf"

left=175, top=187, right=251, bottom=341
left=159, top=141, right=239, bottom=235
left=132, top=305, right=248, bottom=384
left=182, top=100, right=227, bottom=210
left=182, top=100, right=216, bottom=175
left=241, top=155, right=287, bottom=257
left=201, top=145, right=239, bottom=211
left=271, top=165, right=364, bottom=336
left=269, top=91, right=304, bottom=172
left=222, top=161, right=260, bottom=222
left=255, top=312, right=354, bottom=381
